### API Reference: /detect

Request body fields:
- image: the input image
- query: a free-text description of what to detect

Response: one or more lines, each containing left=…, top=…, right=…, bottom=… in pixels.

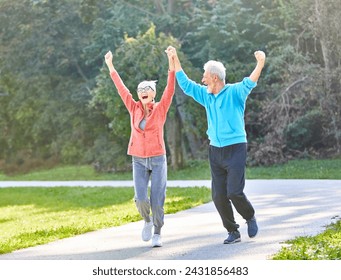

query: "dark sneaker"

left=246, top=216, right=258, bottom=238
left=223, top=230, right=241, bottom=244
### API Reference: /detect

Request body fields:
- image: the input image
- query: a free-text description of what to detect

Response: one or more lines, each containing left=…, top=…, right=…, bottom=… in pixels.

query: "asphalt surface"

left=0, top=179, right=340, bottom=260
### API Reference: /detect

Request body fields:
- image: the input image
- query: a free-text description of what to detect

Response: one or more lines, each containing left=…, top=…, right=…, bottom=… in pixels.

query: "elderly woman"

left=104, top=47, right=175, bottom=247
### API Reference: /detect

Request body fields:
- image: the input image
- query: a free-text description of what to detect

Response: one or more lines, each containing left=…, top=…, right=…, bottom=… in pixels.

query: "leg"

left=226, top=144, right=255, bottom=220
left=132, top=156, right=151, bottom=222
left=150, top=155, right=167, bottom=235
left=209, top=145, right=239, bottom=232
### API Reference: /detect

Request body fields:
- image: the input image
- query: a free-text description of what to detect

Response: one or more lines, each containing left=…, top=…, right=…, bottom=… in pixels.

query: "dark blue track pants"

left=209, top=143, right=255, bottom=232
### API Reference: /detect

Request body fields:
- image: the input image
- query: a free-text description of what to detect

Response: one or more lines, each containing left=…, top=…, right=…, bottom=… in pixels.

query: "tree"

left=311, top=0, right=341, bottom=153
left=248, top=0, right=341, bottom=164
left=1, top=0, right=339, bottom=173
left=0, top=0, right=103, bottom=171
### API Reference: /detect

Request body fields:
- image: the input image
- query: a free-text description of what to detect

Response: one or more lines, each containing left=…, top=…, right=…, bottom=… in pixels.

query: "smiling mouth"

left=142, top=96, right=148, bottom=99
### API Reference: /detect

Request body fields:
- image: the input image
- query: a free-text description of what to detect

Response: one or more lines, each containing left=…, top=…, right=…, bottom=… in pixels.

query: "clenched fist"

left=254, top=50, right=266, bottom=65
left=105, top=51, right=113, bottom=64
left=104, top=50, right=115, bottom=71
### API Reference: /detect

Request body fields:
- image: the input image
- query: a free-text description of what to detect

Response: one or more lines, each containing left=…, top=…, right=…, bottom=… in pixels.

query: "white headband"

left=137, top=80, right=157, bottom=92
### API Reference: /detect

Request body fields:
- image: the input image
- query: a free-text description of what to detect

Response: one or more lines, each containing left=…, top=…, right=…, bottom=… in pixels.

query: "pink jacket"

left=110, top=70, right=175, bottom=158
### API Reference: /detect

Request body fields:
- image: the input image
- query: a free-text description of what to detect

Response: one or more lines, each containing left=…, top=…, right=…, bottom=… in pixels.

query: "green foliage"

left=84, top=134, right=130, bottom=172
left=1, top=0, right=340, bottom=173
left=0, top=0, right=102, bottom=169
left=183, top=0, right=258, bottom=75
left=284, top=110, right=324, bottom=151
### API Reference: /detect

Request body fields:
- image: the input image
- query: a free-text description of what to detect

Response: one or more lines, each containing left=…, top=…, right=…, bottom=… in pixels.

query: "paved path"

left=0, top=180, right=340, bottom=260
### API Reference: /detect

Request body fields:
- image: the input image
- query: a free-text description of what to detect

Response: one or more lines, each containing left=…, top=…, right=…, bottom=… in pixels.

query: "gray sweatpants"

left=132, top=155, right=167, bottom=235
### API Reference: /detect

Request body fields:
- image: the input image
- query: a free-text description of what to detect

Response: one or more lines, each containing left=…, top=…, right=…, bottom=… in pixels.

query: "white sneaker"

left=152, top=234, right=162, bottom=247
left=142, top=221, right=153, bottom=241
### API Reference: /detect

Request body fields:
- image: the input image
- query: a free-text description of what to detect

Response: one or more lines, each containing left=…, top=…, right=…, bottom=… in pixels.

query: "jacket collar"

left=138, top=101, right=155, bottom=116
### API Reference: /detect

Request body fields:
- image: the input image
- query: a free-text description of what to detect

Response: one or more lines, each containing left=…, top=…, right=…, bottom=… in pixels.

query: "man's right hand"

left=165, top=46, right=176, bottom=58
left=166, top=46, right=182, bottom=72
left=254, top=50, right=266, bottom=66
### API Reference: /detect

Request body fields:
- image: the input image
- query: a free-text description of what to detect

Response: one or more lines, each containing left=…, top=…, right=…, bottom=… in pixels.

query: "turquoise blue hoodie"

left=176, top=70, right=257, bottom=147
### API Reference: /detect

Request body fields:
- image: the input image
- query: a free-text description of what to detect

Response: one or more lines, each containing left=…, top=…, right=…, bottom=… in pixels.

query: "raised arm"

left=104, top=50, right=136, bottom=111
left=165, top=46, right=175, bottom=71
left=249, top=50, right=266, bottom=82
left=166, top=46, right=207, bottom=106
left=158, top=47, right=176, bottom=113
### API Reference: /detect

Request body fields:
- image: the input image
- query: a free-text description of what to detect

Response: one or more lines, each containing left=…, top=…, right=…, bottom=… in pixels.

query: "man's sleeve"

left=233, top=77, right=257, bottom=102
left=176, top=70, right=207, bottom=106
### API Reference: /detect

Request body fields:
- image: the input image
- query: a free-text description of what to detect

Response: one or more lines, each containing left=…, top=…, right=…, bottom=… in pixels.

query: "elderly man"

left=170, top=46, right=266, bottom=244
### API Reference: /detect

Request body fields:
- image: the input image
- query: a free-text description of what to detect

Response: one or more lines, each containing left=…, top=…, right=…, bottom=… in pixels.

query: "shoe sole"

left=142, top=235, right=152, bottom=242
left=248, top=229, right=258, bottom=238
left=249, top=233, right=258, bottom=238
left=223, top=237, right=241, bottom=244
left=142, top=223, right=153, bottom=242
left=142, top=233, right=153, bottom=242
left=247, top=218, right=258, bottom=238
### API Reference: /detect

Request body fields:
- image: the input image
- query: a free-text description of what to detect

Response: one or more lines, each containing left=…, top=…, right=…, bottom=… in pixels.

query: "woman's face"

left=137, top=86, right=156, bottom=104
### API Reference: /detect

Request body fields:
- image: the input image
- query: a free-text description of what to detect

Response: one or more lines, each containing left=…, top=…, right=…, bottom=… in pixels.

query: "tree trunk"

left=166, top=84, right=207, bottom=169
left=167, top=0, right=176, bottom=14
left=174, top=85, right=205, bottom=159
left=314, top=0, right=341, bottom=154
left=165, top=110, right=183, bottom=170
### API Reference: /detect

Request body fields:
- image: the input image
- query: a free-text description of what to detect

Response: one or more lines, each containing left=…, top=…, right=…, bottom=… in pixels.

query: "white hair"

left=203, top=60, right=226, bottom=81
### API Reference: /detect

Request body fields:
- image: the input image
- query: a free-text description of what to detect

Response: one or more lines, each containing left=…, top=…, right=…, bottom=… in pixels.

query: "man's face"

left=137, top=86, right=156, bottom=104
left=202, top=71, right=217, bottom=93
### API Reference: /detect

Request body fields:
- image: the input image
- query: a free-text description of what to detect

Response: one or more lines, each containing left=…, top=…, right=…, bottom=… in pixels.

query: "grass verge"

left=246, top=158, right=341, bottom=179
left=0, top=158, right=340, bottom=180
left=272, top=219, right=341, bottom=260
left=0, top=186, right=211, bottom=254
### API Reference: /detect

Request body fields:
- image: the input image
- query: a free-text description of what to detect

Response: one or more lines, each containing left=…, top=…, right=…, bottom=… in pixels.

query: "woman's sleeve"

left=110, top=70, right=137, bottom=112
left=159, top=70, right=176, bottom=113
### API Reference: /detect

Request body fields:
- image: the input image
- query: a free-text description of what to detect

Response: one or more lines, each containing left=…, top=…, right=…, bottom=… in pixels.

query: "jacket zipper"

left=213, top=97, right=221, bottom=146
left=143, top=132, right=146, bottom=156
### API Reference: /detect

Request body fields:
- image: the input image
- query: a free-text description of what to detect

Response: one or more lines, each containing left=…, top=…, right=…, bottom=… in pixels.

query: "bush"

left=84, top=135, right=131, bottom=172
left=0, top=155, right=59, bottom=175
left=61, top=143, right=83, bottom=164
left=248, top=140, right=286, bottom=166
left=284, top=110, right=324, bottom=151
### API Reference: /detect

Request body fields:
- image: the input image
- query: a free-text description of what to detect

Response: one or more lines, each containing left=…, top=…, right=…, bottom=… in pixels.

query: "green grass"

left=272, top=219, right=341, bottom=260
left=0, top=158, right=340, bottom=180
left=0, top=186, right=211, bottom=254
left=246, top=158, right=341, bottom=179
left=0, top=165, right=133, bottom=181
